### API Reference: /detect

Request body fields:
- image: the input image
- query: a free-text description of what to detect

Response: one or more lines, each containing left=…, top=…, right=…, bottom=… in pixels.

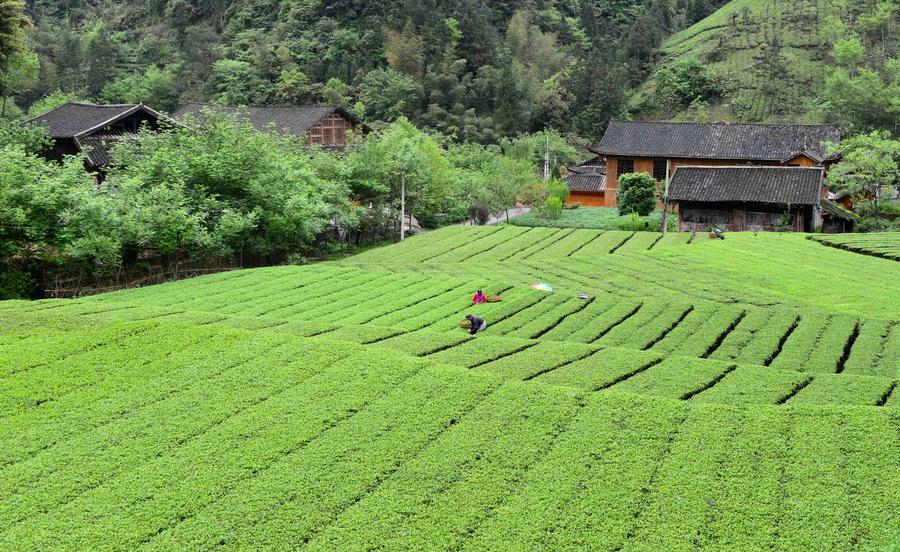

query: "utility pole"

left=661, top=160, right=671, bottom=235
left=400, top=171, right=406, bottom=241
left=543, top=134, right=550, bottom=181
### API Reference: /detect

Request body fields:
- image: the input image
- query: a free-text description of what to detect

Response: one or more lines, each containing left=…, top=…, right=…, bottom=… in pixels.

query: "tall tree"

left=828, top=132, right=900, bottom=228
left=0, top=0, right=29, bottom=67
left=0, top=0, right=34, bottom=117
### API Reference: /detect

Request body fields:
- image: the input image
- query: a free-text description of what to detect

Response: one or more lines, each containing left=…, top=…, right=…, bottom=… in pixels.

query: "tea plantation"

left=1, top=227, right=898, bottom=550
left=811, top=231, right=900, bottom=261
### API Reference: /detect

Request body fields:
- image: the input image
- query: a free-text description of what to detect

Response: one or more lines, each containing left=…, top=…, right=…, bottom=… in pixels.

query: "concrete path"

left=456, top=207, right=531, bottom=226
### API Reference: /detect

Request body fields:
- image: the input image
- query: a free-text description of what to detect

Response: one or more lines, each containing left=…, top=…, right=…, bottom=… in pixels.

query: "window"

left=652, top=159, right=667, bottom=181
left=618, top=159, right=634, bottom=175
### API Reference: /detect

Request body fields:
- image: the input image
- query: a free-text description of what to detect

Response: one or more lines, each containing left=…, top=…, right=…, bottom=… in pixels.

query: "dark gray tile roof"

left=668, top=166, right=824, bottom=205
left=76, top=131, right=133, bottom=167
left=593, top=121, right=841, bottom=162
left=564, top=170, right=606, bottom=192
left=22, top=102, right=177, bottom=168
left=173, top=103, right=357, bottom=135
left=22, top=103, right=139, bottom=138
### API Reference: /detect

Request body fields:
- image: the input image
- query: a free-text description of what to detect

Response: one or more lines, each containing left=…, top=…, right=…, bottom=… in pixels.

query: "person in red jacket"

left=472, top=290, right=486, bottom=304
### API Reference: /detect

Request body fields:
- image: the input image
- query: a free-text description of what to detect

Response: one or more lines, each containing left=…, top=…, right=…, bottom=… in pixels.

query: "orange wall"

left=605, top=158, right=618, bottom=207
left=567, top=191, right=608, bottom=207
left=784, top=154, right=818, bottom=167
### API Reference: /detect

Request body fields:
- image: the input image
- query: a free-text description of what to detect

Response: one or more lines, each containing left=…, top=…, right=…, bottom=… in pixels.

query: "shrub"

left=645, top=209, right=677, bottom=232
left=617, top=212, right=646, bottom=231
left=543, top=196, right=563, bottom=219
left=616, top=173, right=657, bottom=216
left=468, top=202, right=491, bottom=225
left=547, top=179, right=570, bottom=204
left=0, top=265, right=35, bottom=300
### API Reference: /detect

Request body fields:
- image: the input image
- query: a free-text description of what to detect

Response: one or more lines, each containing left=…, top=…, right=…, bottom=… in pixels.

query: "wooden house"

left=173, top=104, right=364, bottom=147
left=22, top=102, right=175, bottom=172
left=590, top=121, right=841, bottom=207
left=667, top=166, right=826, bottom=232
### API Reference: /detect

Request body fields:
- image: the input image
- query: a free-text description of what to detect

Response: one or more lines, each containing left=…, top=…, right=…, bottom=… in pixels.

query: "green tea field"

left=811, top=231, right=900, bottom=261
left=1, top=227, right=898, bottom=550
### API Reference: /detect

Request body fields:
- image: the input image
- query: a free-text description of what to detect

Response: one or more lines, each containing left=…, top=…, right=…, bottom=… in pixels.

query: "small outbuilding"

left=563, top=165, right=607, bottom=206
left=668, top=166, right=825, bottom=232
left=820, top=198, right=858, bottom=233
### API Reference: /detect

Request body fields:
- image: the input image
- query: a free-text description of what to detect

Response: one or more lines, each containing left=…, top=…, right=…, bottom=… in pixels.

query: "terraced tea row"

left=0, top=314, right=895, bottom=550
left=38, top=260, right=896, bottom=378
left=811, top=231, right=900, bottom=261
left=344, top=227, right=900, bottom=318
left=5, top=305, right=896, bottom=408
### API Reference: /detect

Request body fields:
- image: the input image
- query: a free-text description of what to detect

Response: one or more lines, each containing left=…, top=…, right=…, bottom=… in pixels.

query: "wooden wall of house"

left=606, top=157, right=619, bottom=205
left=42, top=138, right=80, bottom=163
left=103, top=110, right=160, bottom=133
left=783, top=154, right=818, bottom=167
left=305, top=113, right=356, bottom=146
left=676, top=201, right=810, bottom=232
left=567, top=191, right=608, bottom=207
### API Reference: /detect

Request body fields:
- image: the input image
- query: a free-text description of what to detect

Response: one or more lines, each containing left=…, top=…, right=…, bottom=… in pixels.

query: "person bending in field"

left=466, top=314, right=487, bottom=335
left=472, top=290, right=486, bottom=304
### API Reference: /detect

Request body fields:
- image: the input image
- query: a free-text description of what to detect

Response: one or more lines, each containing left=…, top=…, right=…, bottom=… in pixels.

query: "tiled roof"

left=668, top=166, right=824, bottom=205
left=172, top=103, right=358, bottom=135
left=22, top=102, right=176, bottom=168
left=564, top=170, right=606, bottom=192
left=592, top=121, right=840, bottom=162
left=76, top=130, right=133, bottom=167
left=22, top=103, right=140, bottom=138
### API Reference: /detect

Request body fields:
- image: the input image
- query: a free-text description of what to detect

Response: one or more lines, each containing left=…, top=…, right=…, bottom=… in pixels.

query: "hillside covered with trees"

left=4, top=0, right=755, bottom=138
left=3, top=0, right=897, bottom=136
left=632, top=0, right=899, bottom=132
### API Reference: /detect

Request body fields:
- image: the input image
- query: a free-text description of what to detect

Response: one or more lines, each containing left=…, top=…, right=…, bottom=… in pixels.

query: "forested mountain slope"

left=7, top=0, right=896, bottom=139
left=631, top=0, right=899, bottom=132
left=14, top=0, right=729, bottom=139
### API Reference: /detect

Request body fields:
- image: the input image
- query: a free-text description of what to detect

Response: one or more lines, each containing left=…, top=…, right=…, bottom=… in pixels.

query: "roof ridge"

left=20, top=101, right=136, bottom=126
left=69, top=102, right=138, bottom=108
left=677, top=165, right=824, bottom=170
left=182, top=103, right=336, bottom=109
left=609, top=120, right=839, bottom=128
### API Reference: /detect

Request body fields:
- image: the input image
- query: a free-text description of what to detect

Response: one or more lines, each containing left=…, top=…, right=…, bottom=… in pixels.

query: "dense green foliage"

left=638, top=0, right=900, bottom=129
left=1, top=225, right=897, bottom=548
left=827, top=131, right=900, bottom=229
left=3, top=0, right=897, bottom=134
left=0, top=0, right=36, bottom=118
left=1, top=114, right=548, bottom=298
left=8, top=0, right=747, bottom=139
left=617, top=172, right=659, bottom=216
